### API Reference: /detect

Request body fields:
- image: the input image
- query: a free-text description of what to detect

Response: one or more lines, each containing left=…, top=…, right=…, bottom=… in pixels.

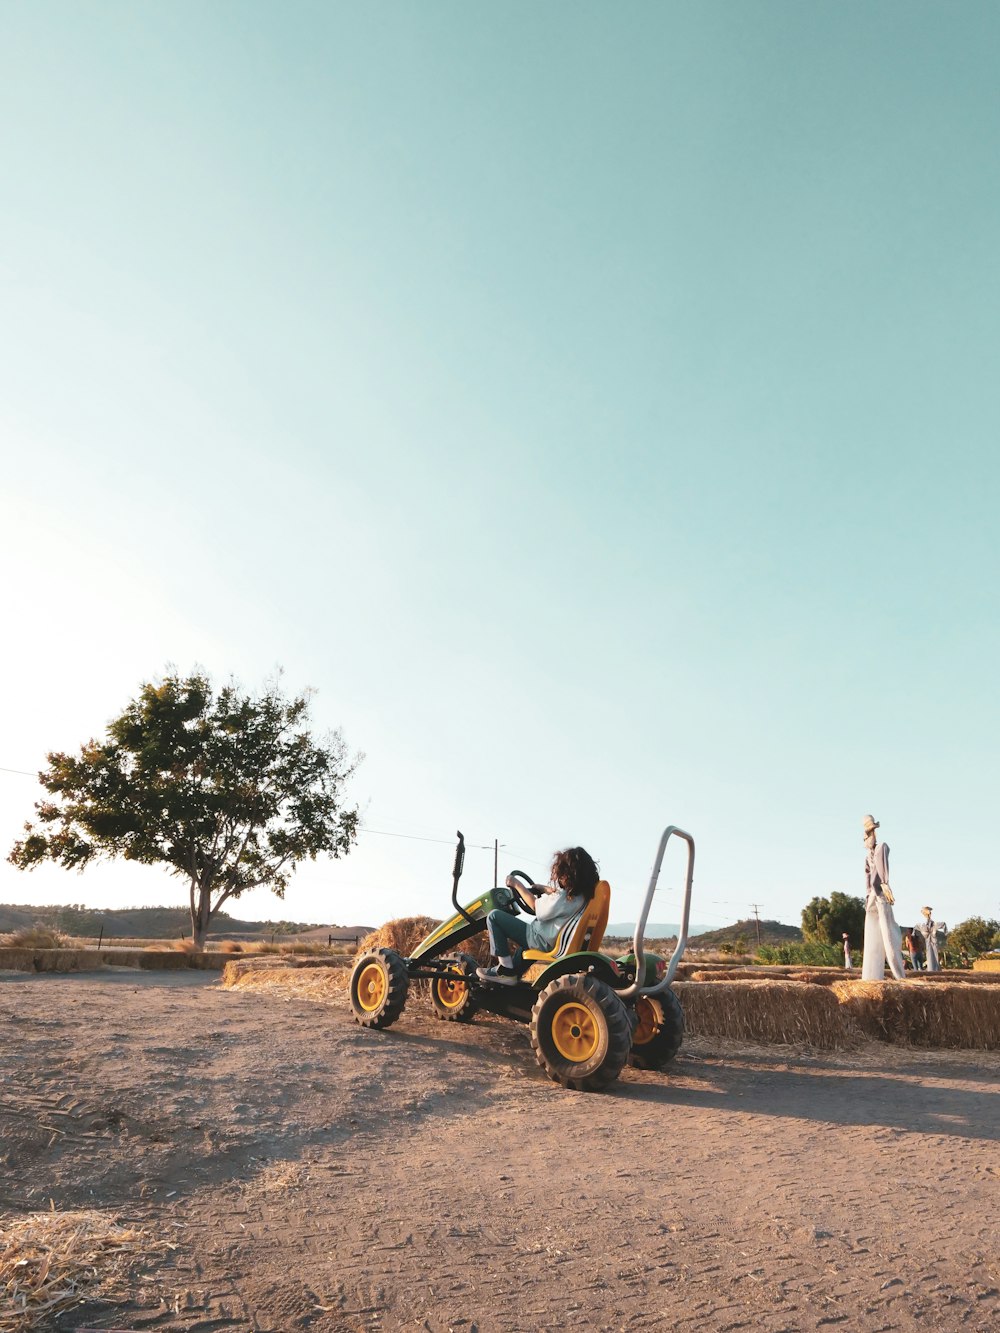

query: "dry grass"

left=139, top=938, right=336, bottom=956
left=222, top=961, right=350, bottom=1001
left=239, top=940, right=336, bottom=956
left=0, top=1208, right=167, bottom=1332
left=0, top=928, right=72, bottom=950
left=221, top=915, right=491, bottom=1003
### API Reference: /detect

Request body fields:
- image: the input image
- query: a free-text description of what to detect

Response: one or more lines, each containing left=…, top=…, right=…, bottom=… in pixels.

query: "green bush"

left=756, top=941, right=843, bottom=966
left=948, top=917, right=1000, bottom=959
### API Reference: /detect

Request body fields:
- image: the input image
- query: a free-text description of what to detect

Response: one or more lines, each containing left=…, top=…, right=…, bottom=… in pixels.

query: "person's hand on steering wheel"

left=505, top=870, right=539, bottom=915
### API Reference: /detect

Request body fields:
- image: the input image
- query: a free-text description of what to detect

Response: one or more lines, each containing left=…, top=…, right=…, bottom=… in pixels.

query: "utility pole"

left=494, top=839, right=499, bottom=887
left=750, top=903, right=762, bottom=947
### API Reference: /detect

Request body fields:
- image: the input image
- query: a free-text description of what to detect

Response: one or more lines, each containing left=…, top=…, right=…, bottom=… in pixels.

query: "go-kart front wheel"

left=349, top=948, right=409, bottom=1029
left=430, top=953, right=479, bottom=1023
left=530, top=974, right=632, bottom=1092
left=629, top=988, right=684, bottom=1070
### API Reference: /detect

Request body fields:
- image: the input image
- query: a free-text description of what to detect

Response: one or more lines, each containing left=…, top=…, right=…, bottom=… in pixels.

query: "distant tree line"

left=0, top=902, right=318, bottom=940
left=802, top=893, right=1000, bottom=962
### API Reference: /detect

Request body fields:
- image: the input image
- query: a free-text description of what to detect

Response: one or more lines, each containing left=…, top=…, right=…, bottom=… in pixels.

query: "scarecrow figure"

left=861, top=814, right=907, bottom=981
left=916, top=906, right=941, bottom=972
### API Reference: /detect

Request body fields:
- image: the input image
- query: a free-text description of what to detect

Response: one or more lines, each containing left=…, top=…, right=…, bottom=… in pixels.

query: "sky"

left=1, top=2, right=998, bottom=938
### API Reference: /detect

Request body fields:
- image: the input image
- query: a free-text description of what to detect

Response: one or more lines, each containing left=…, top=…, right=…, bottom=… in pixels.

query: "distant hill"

left=689, top=918, right=803, bottom=948
left=605, top=922, right=715, bottom=940
left=605, top=919, right=801, bottom=947
left=0, top=902, right=352, bottom=941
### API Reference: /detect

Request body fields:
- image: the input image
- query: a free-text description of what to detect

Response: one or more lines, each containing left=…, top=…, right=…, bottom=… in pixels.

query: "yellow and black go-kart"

left=348, top=826, right=695, bottom=1093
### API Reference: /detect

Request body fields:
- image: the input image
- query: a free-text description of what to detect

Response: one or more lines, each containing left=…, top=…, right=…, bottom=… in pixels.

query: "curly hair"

left=550, top=846, right=600, bottom=902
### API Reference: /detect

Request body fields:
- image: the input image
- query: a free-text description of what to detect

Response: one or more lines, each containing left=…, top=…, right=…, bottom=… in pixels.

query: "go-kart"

left=348, top=825, right=695, bottom=1092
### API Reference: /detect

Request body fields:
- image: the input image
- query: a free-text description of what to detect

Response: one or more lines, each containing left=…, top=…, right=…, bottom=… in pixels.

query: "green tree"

left=801, top=892, right=866, bottom=946
left=9, top=671, right=361, bottom=948
left=948, top=917, right=1000, bottom=959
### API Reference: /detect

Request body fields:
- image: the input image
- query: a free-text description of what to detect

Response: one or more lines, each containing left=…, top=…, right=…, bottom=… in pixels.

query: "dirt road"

left=1, top=969, right=997, bottom=1332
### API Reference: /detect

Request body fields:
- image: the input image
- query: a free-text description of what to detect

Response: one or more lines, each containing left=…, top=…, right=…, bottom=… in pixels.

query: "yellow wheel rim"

left=633, top=996, right=664, bottom=1045
left=435, top=976, right=468, bottom=1010
left=551, top=1001, right=600, bottom=1063
left=356, top=962, right=388, bottom=1013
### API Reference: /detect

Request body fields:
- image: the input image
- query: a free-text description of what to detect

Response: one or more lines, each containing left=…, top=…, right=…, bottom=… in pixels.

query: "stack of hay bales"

left=674, top=976, right=1000, bottom=1049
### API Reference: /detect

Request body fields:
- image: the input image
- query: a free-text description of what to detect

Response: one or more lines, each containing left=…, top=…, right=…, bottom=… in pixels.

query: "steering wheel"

left=505, top=870, right=538, bottom=916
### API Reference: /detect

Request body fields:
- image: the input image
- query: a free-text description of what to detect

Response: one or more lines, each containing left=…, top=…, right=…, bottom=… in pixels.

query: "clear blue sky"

left=1, top=2, right=997, bottom=935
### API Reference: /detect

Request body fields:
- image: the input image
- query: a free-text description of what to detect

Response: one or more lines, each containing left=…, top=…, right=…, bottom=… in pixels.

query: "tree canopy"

left=9, top=671, right=361, bottom=946
left=948, top=917, right=1000, bottom=958
left=801, top=891, right=866, bottom=947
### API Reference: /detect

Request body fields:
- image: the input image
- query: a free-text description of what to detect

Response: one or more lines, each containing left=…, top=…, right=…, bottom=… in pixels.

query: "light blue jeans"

left=487, top=909, right=531, bottom=960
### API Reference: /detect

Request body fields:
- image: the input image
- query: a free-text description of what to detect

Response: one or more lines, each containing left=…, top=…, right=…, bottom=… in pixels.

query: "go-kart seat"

left=521, top=880, right=611, bottom=965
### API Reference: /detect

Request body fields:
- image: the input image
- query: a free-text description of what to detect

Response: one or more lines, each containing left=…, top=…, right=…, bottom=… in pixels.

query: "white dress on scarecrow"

left=916, top=910, right=942, bottom=972
left=861, top=837, right=907, bottom=981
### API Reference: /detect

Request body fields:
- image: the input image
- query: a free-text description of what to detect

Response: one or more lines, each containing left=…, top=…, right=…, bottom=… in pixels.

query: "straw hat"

left=862, top=814, right=879, bottom=832
left=921, top=906, right=933, bottom=916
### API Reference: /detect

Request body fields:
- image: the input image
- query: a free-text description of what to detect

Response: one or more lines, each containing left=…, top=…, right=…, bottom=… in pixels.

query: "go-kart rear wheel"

left=629, top=988, right=684, bottom=1069
left=431, top=953, right=479, bottom=1023
left=349, top=948, right=409, bottom=1029
left=530, top=974, right=631, bottom=1092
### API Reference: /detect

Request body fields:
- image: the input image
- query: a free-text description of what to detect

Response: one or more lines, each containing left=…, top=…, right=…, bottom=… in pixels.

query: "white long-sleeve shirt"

left=526, top=886, right=584, bottom=950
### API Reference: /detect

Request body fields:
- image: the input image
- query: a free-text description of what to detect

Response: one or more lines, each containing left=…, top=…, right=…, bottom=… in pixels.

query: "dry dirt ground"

left=1, top=969, right=997, bottom=1333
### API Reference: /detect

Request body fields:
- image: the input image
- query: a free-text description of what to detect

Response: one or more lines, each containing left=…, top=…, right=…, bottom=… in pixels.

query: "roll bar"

left=616, top=825, right=695, bottom=1000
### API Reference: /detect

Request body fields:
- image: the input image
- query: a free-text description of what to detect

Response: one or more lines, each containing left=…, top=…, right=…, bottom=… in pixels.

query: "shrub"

left=756, top=940, right=843, bottom=967
left=0, top=926, right=72, bottom=949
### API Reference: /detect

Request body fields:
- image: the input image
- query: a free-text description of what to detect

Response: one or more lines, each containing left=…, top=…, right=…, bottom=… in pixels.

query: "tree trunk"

left=190, top=876, right=214, bottom=949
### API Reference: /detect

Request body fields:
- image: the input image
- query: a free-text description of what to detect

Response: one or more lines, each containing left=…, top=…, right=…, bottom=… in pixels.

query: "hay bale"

left=357, top=917, right=490, bottom=965
left=688, top=967, right=807, bottom=982
left=0, top=949, right=34, bottom=972
left=786, top=969, right=852, bottom=986
left=222, top=963, right=350, bottom=1002
left=674, top=979, right=857, bottom=1049
left=916, top=968, right=1000, bottom=984
left=832, top=979, right=1000, bottom=1048
left=220, top=956, right=350, bottom=986
left=357, top=916, right=442, bottom=958
left=33, top=949, right=92, bottom=973
left=0, top=1209, right=165, bottom=1332
left=136, top=950, right=193, bottom=971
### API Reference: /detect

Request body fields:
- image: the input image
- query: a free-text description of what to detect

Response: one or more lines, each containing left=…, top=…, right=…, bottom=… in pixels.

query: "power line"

left=359, top=827, right=494, bottom=851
